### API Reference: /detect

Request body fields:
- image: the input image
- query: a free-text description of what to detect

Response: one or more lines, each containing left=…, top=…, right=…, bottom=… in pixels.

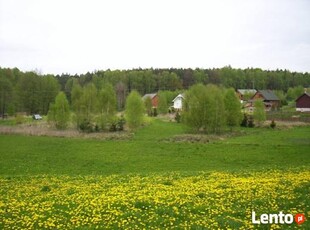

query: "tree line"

left=0, top=66, right=309, bottom=117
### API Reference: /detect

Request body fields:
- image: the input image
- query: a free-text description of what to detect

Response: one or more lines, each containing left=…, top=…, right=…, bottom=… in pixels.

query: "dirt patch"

left=0, top=124, right=133, bottom=140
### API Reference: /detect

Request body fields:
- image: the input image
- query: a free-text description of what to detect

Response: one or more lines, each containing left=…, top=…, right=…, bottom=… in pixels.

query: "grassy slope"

left=0, top=119, right=309, bottom=176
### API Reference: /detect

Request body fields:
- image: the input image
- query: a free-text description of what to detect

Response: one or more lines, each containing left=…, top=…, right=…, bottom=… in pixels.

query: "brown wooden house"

left=251, top=90, right=280, bottom=111
left=142, top=93, right=158, bottom=107
left=236, top=89, right=257, bottom=103
left=296, top=93, right=310, bottom=112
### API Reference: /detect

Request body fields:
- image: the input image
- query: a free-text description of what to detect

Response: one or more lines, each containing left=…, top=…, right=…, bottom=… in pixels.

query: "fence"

left=267, top=111, right=310, bottom=123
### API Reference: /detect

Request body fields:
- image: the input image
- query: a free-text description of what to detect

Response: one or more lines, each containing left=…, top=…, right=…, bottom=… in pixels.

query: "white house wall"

left=173, top=98, right=183, bottom=109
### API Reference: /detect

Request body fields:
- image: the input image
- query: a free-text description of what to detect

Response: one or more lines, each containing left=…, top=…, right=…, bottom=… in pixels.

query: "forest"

left=0, top=66, right=310, bottom=117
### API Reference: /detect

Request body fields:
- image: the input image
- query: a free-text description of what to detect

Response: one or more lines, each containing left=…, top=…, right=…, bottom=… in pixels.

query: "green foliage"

left=175, top=111, right=181, bottom=123
left=15, top=114, right=25, bottom=125
left=0, top=75, right=14, bottom=117
left=80, top=83, right=98, bottom=118
left=182, top=84, right=226, bottom=134
left=79, top=119, right=95, bottom=133
left=71, top=83, right=83, bottom=127
left=98, top=83, right=117, bottom=130
left=157, top=91, right=168, bottom=114
left=47, top=92, right=70, bottom=129
left=253, top=100, right=266, bottom=126
left=152, top=107, right=158, bottom=117
left=109, top=116, right=126, bottom=132
left=270, top=119, right=276, bottom=129
left=287, top=86, right=304, bottom=101
left=275, top=90, right=287, bottom=106
left=1, top=66, right=310, bottom=123
left=248, top=115, right=255, bottom=128
left=240, top=114, right=248, bottom=127
left=39, top=75, right=60, bottom=114
left=125, top=91, right=145, bottom=129
left=74, top=83, right=98, bottom=130
left=224, top=88, right=242, bottom=129
left=16, top=72, right=40, bottom=114
left=144, top=96, right=153, bottom=116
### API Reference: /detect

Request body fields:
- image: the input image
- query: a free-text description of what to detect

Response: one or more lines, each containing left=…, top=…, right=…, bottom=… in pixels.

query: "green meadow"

left=0, top=120, right=309, bottom=176
left=0, top=119, right=309, bottom=229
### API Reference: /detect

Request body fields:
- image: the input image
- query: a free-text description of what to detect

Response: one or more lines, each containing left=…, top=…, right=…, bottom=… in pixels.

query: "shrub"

left=117, top=115, right=126, bottom=131
left=240, top=113, right=248, bottom=127
left=152, top=107, right=158, bottom=117
left=109, top=119, right=118, bottom=132
left=248, top=116, right=255, bottom=128
left=270, top=120, right=276, bottom=129
left=175, top=112, right=181, bottom=123
left=15, top=114, right=25, bottom=124
left=109, top=116, right=126, bottom=132
left=79, top=119, right=94, bottom=133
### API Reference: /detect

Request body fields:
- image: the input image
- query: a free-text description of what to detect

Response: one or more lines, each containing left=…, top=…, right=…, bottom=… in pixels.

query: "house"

left=296, top=92, right=310, bottom=112
left=172, top=94, right=184, bottom=110
left=251, top=90, right=280, bottom=111
left=236, top=89, right=257, bottom=103
left=142, top=93, right=158, bottom=107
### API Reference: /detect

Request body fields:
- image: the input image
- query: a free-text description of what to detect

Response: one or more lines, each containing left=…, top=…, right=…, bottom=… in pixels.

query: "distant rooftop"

left=237, top=89, right=257, bottom=95
left=257, top=90, right=279, bottom=101
left=142, top=93, right=157, bottom=100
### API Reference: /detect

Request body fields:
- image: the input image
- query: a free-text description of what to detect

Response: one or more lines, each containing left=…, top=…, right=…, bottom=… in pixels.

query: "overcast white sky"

left=0, top=0, right=309, bottom=75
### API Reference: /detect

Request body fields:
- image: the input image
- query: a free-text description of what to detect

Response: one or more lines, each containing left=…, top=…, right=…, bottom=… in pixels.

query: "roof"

left=142, top=93, right=157, bottom=100
left=257, top=90, right=279, bottom=101
left=237, top=89, right=257, bottom=95
left=295, top=92, right=310, bottom=102
left=172, top=93, right=184, bottom=102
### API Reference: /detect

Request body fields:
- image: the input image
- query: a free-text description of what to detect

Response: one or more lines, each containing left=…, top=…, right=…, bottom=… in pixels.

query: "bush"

left=15, top=114, right=25, bottom=124
left=109, top=116, right=126, bottom=132
left=79, top=119, right=95, bottom=133
left=109, top=119, right=117, bottom=132
left=270, top=120, right=276, bottom=129
left=175, top=112, right=181, bottom=123
left=248, top=116, right=255, bottom=128
left=117, top=115, right=126, bottom=131
left=152, top=107, right=158, bottom=117
left=240, top=113, right=248, bottom=127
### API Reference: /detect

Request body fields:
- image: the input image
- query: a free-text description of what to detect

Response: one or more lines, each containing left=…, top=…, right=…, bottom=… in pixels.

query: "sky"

left=0, top=0, right=309, bottom=75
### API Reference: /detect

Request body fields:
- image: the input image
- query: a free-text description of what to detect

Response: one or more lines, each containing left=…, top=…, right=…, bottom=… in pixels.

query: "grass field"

left=0, top=119, right=309, bottom=229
